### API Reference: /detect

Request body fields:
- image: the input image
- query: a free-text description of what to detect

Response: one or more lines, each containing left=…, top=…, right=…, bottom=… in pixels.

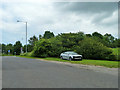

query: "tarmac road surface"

left=2, top=56, right=118, bottom=88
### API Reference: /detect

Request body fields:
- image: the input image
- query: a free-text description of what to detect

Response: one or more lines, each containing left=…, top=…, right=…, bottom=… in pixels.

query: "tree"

left=0, top=44, right=2, bottom=55
left=2, top=44, right=6, bottom=54
left=33, top=37, right=64, bottom=57
left=103, top=33, right=115, bottom=47
left=13, top=41, right=22, bottom=55
left=39, top=35, right=42, bottom=40
left=28, top=35, right=38, bottom=46
left=56, top=32, right=84, bottom=48
left=23, top=44, right=33, bottom=52
left=33, top=39, right=52, bottom=57
left=86, top=34, right=92, bottom=37
left=73, top=37, right=113, bottom=60
left=43, top=31, right=54, bottom=39
left=118, top=39, right=120, bottom=47
left=104, top=33, right=114, bottom=43
left=6, top=44, right=13, bottom=54
left=92, top=32, right=103, bottom=39
left=47, top=37, right=64, bottom=57
left=28, top=35, right=38, bottom=51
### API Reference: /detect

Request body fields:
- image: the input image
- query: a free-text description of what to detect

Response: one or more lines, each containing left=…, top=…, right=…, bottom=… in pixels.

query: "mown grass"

left=18, top=56, right=119, bottom=68
left=2, top=54, right=14, bottom=56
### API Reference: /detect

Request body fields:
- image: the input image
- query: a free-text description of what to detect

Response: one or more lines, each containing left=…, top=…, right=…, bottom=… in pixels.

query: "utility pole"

left=17, top=20, right=28, bottom=53
left=26, top=22, right=27, bottom=53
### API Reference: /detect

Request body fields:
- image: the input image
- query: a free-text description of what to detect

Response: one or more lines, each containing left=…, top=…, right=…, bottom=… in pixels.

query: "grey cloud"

left=91, top=12, right=112, bottom=26
left=1, top=2, right=118, bottom=44
left=54, top=2, right=117, bottom=14
left=53, top=2, right=118, bottom=26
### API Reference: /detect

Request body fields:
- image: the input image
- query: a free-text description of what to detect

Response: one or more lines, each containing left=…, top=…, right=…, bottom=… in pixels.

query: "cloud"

left=0, top=2, right=118, bottom=44
left=100, top=10, right=118, bottom=26
left=53, top=2, right=117, bottom=13
left=53, top=2, right=118, bottom=26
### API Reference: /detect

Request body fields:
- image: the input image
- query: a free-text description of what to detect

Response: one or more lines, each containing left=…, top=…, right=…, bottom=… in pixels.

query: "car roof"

left=64, top=51, right=75, bottom=53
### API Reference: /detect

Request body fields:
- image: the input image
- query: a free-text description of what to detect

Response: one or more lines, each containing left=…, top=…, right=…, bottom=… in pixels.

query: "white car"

left=60, top=51, right=82, bottom=61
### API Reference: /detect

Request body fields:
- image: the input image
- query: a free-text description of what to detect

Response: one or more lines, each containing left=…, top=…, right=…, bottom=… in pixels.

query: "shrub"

left=20, top=53, right=27, bottom=56
left=108, top=54, right=117, bottom=61
left=20, top=51, right=34, bottom=57
left=31, top=34, right=117, bottom=60
left=73, top=37, right=113, bottom=60
left=33, top=39, right=52, bottom=57
left=32, top=38, right=65, bottom=58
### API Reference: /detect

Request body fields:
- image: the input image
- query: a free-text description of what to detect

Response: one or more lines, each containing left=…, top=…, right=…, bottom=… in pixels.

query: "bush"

left=47, top=38, right=65, bottom=57
left=108, top=55, right=117, bottom=61
left=20, top=53, right=27, bottom=56
left=73, top=37, right=113, bottom=60
left=32, top=38, right=65, bottom=58
left=20, top=51, right=34, bottom=57
left=33, top=39, right=52, bottom=57
left=31, top=34, right=117, bottom=61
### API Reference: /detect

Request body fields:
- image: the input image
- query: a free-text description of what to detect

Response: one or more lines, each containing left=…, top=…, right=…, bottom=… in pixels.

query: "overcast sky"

left=0, top=1, right=118, bottom=45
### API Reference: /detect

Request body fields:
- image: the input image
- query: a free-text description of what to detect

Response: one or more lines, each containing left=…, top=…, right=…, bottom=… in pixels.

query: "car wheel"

left=80, top=57, right=82, bottom=61
left=69, top=57, right=72, bottom=61
left=61, top=56, right=63, bottom=60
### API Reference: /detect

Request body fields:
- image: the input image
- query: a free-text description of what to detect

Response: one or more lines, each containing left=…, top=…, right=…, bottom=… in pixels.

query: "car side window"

left=65, top=52, right=69, bottom=55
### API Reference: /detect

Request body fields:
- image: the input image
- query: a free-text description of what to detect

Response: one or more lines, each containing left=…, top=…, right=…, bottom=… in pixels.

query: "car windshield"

left=68, top=52, right=78, bottom=55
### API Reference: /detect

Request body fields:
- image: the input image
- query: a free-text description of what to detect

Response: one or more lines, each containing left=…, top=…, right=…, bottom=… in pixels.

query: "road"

left=2, top=56, right=118, bottom=88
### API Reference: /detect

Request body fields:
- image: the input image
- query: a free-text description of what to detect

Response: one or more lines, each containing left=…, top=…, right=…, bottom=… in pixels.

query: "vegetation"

left=43, top=31, right=54, bottom=39
left=2, top=31, right=120, bottom=61
left=111, top=48, right=120, bottom=60
left=13, top=41, right=22, bottom=55
left=112, top=48, right=119, bottom=55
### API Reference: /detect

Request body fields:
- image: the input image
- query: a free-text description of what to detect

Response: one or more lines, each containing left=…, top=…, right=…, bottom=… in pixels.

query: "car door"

left=62, top=52, right=66, bottom=59
left=63, top=52, right=68, bottom=59
left=65, top=52, right=69, bottom=60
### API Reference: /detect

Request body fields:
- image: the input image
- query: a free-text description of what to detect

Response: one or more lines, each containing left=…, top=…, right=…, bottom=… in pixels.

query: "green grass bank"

left=19, top=56, right=119, bottom=68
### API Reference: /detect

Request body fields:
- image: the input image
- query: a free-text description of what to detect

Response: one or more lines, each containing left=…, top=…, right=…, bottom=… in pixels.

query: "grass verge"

left=2, top=54, right=14, bottom=56
left=18, top=56, right=119, bottom=68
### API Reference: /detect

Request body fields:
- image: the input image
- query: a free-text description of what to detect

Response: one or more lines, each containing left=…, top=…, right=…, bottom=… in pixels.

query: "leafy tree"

left=20, top=31, right=118, bottom=60
left=23, top=44, right=33, bottom=52
left=56, top=32, right=84, bottom=48
left=92, top=32, right=103, bottom=39
left=6, top=44, right=13, bottom=54
left=33, top=39, right=52, bottom=57
left=39, top=35, right=42, bottom=40
left=28, top=35, right=38, bottom=47
left=2, top=44, right=6, bottom=54
left=103, top=33, right=115, bottom=47
left=104, top=33, right=114, bottom=43
left=47, top=37, right=64, bottom=57
left=28, top=35, right=38, bottom=51
left=86, top=34, right=92, bottom=37
left=43, top=31, right=54, bottom=39
left=33, top=37, right=64, bottom=57
left=118, top=39, right=120, bottom=47
left=111, top=38, right=118, bottom=48
left=0, top=44, right=2, bottom=55
left=13, top=41, right=22, bottom=55
left=73, top=37, right=113, bottom=60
